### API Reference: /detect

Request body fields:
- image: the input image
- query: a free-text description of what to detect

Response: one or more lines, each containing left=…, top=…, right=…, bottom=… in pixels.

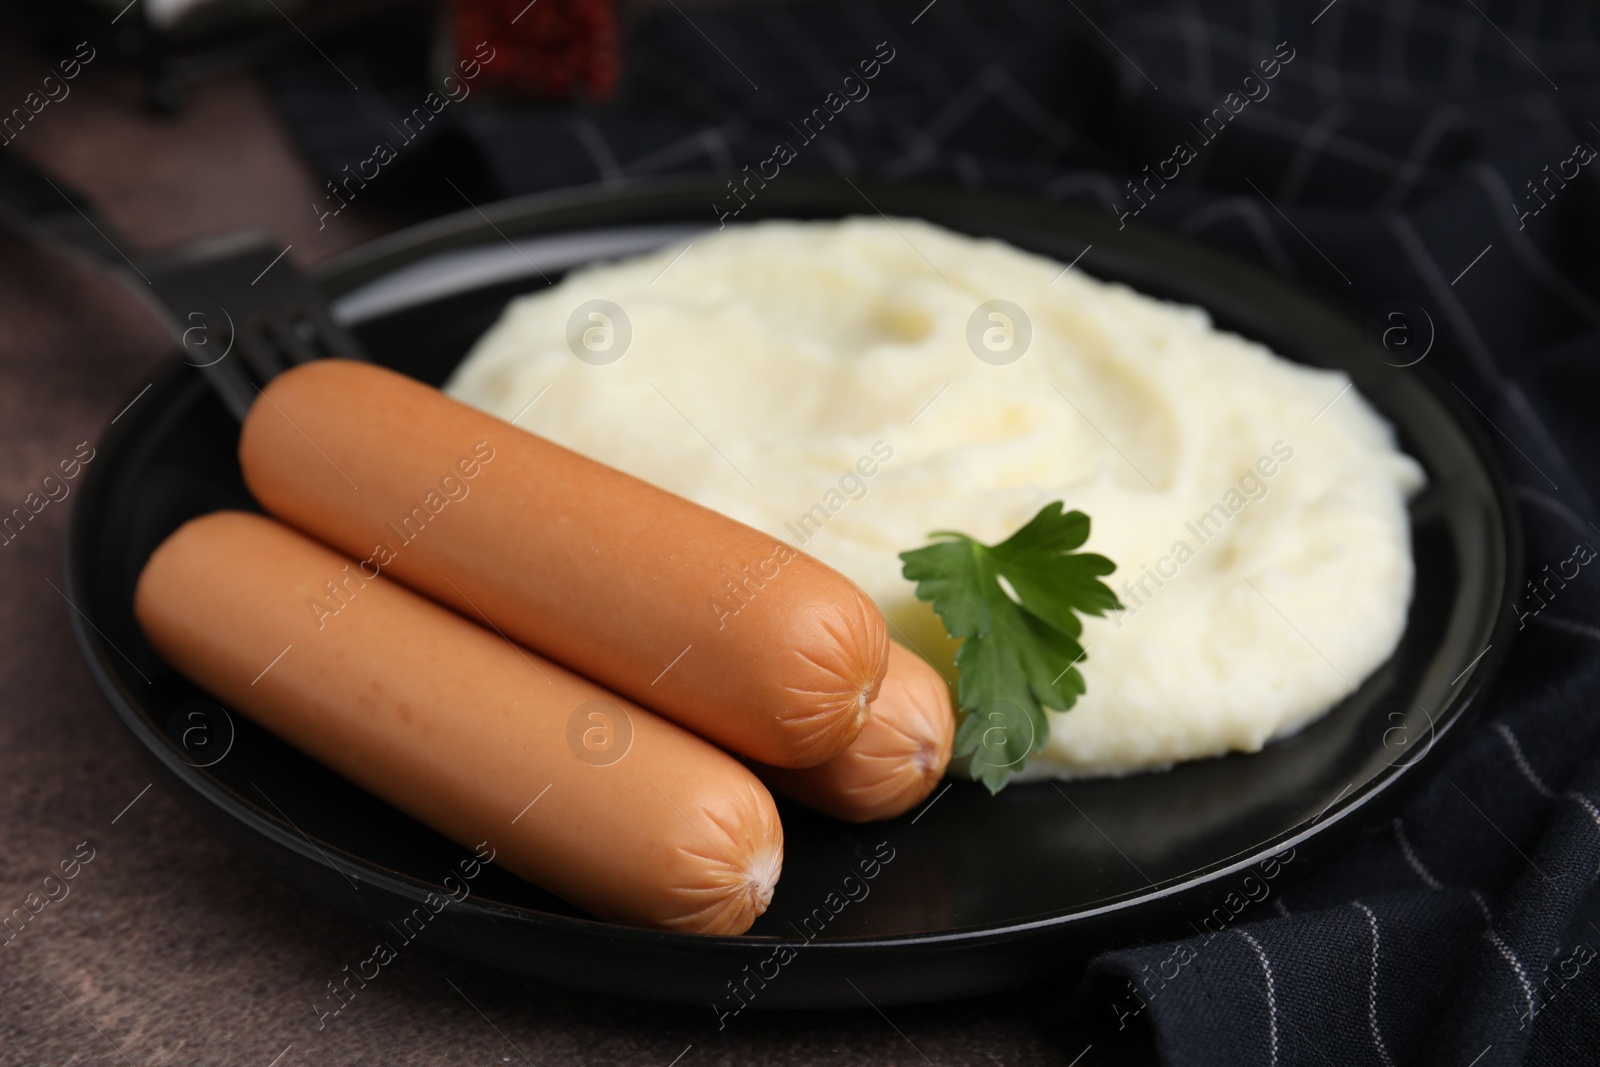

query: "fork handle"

left=0, top=150, right=369, bottom=424
left=0, top=149, right=141, bottom=273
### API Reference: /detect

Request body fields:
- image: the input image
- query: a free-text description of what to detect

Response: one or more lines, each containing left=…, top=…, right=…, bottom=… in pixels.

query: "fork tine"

left=237, top=314, right=296, bottom=382
left=291, top=305, right=364, bottom=363
left=141, top=236, right=368, bottom=422
left=197, top=357, right=257, bottom=422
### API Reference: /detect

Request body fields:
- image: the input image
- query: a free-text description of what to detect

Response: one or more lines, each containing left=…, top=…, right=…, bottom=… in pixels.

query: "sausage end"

left=654, top=776, right=784, bottom=935
left=759, top=642, right=955, bottom=822
left=766, top=586, right=891, bottom=768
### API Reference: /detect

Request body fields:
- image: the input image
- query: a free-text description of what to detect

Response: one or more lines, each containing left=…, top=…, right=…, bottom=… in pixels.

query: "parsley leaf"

left=899, top=503, right=1120, bottom=792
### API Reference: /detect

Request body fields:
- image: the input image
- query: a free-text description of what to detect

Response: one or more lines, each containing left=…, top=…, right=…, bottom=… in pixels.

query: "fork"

left=0, top=150, right=365, bottom=421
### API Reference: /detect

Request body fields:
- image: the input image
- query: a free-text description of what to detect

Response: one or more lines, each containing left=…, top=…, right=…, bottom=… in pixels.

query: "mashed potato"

left=445, top=217, right=1424, bottom=780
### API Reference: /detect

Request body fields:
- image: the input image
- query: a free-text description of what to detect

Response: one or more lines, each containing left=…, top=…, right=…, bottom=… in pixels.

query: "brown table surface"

left=0, top=33, right=1122, bottom=1067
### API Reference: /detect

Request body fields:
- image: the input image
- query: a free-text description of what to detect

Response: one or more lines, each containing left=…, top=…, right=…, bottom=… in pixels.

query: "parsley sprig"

left=899, top=503, right=1120, bottom=792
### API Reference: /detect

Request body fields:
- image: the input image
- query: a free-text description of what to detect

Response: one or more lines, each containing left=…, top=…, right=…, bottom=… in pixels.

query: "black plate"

left=65, top=177, right=1520, bottom=1008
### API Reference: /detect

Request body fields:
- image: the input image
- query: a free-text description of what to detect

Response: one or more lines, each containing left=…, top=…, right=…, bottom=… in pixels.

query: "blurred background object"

left=23, top=0, right=427, bottom=112
left=445, top=0, right=619, bottom=100
left=18, top=0, right=620, bottom=112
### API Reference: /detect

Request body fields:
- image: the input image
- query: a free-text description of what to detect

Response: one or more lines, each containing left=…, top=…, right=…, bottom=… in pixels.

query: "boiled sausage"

left=135, top=511, right=783, bottom=935
left=239, top=360, right=887, bottom=768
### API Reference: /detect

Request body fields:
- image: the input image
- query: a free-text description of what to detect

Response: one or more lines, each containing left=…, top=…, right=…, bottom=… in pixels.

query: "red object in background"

left=451, top=0, right=619, bottom=101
